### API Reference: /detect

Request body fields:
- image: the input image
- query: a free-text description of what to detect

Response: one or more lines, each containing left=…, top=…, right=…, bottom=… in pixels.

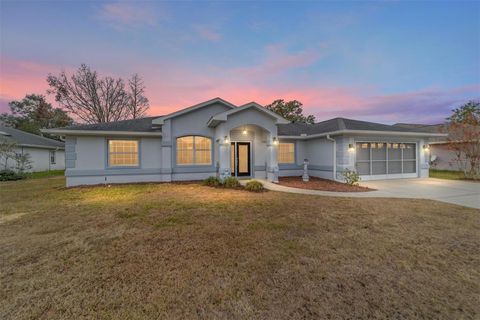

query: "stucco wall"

left=4, top=147, right=65, bottom=172
left=65, top=136, right=164, bottom=187
left=430, top=144, right=468, bottom=171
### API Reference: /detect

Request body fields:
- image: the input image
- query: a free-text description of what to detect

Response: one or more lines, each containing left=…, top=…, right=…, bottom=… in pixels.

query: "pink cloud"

left=1, top=56, right=478, bottom=125
left=95, top=2, right=158, bottom=28
left=193, top=25, right=222, bottom=42
left=0, top=57, right=56, bottom=111
left=232, top=43, right=326, bottom=77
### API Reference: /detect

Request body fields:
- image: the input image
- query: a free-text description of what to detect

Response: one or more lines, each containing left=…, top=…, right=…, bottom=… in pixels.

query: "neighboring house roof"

left=278, top=117, right=446, bottom=137
left=0, top=126, right=65, bottom=149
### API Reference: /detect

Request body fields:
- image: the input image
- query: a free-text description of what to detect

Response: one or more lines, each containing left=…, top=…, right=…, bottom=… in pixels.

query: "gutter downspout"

left=326, top=134, right=336, bottom=181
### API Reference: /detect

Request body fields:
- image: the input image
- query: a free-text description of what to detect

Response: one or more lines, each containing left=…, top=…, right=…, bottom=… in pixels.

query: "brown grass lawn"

left=0, top=177, right=479, bottom=319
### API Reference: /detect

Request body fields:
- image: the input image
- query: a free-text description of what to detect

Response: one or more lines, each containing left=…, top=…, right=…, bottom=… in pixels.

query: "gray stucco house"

left=0, top=125, right=65, bottom=172
left=43, top=98, right=446, bottom=187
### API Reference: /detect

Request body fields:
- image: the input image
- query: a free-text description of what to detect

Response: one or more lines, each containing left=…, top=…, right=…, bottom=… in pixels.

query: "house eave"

left=41, top=129, right=162, bottom=137
left=279, top=130, right=448, bottom=140
left=17, top=143, right=65, bottom=150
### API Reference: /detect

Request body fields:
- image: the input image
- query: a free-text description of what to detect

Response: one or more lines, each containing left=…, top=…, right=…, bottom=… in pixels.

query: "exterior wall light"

left=273, top=137, right=279, bottom=145
left=423, top=144, right=430, bottom=152
left=348, top=144, right=355, bottom=152
left=242, top=127, right=247, bottom=135
left=224, top=136, right=229, bottom=144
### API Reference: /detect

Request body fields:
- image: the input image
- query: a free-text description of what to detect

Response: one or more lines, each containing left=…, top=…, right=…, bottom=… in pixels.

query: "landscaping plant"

left=342, top=169, right=361, bottom=186
left=223, top=176, right=240, bottom=188
left=202, top=176, right=222, bottom=187
left=245, top=180, right=264, bottom=192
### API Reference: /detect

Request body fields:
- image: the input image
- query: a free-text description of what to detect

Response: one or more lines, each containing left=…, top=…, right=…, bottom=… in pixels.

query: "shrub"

left=223, top=176, right=240, bottom=188
left=203, top=176, right=222, bottom=187
left=342, top=169, right=360, bottom=186
left=245, top=180, right=264, bottom=192
left=0, top=170, right=26, bottom=181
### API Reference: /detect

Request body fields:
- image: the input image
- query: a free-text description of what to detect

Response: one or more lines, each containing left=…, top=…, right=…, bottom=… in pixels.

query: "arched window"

left=176, top=136, right=212, bottom=165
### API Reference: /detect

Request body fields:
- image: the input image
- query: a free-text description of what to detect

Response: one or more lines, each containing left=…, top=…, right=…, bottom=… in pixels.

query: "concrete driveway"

left=360, top=178, right=480, bottom=209
left=255, top=178, right=480, bottom=209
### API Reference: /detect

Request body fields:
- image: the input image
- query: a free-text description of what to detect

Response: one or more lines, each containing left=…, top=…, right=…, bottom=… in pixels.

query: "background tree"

left=446, top=100, right=480, bottom=178
left=265, top=99, right=315, bottom=124
left=0, top=94, right=73, bottom=137
left=0, top=140, right=17, bottom=170
left=47, top=64, right=134, bottom=124
left=14, top=153, right=33, bottom=173
left=128, top=74, right=149, bottom=119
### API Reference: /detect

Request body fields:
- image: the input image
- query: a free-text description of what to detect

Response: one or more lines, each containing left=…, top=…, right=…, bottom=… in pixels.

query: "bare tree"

left=128, top=74, right=149, bottom=119
left=47, top=64, right=131, bottom=124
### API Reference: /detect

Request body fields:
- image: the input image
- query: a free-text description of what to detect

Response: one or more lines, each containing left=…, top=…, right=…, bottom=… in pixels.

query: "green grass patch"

left=429, top=169, right=466, bottom=180
left=27, top=170, right=64, bottom=179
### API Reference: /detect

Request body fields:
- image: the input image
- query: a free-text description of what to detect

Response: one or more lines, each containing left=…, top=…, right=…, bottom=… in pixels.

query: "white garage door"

left=355, top=142, right=417, bottom=180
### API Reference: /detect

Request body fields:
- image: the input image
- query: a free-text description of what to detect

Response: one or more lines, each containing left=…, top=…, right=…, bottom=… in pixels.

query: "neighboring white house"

left=0, top=126, right=65, bottom=172
left=393, top=123, right=470, bottom=171
left=43, top=98, right=446, bottom=187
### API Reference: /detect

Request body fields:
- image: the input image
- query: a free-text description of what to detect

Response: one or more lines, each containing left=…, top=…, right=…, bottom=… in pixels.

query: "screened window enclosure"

left=176, top=136, right=212, bottom=165
left=355, top=142, right=416, bottom=176
left=108, top=140, right=139, bottom=167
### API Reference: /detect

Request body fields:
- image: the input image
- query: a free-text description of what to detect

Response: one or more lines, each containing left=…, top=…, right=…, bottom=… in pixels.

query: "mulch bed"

left=278, top=176, right=375, bottom=192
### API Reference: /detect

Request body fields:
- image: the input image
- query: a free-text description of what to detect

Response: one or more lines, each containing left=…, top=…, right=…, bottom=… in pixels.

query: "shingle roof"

left=0, top=126, right=65, bottom=149
left=63, top=116, right=161, bottom=132
left=393, top=123, right=446, bottom=133
left=278, top=117, right=437, bottom=136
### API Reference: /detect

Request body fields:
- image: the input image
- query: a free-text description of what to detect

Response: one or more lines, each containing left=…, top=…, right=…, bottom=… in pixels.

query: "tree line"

left=1, top=64, right=150, bottom=138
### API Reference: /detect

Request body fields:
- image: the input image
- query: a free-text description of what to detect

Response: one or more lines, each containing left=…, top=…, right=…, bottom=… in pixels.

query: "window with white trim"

left=50, top=151, right=56, bottom=164
left=278, top=142, right=295, bottom=164
left=176, top=136, right=212, bottom=165
left=108, top=140, right=139, bottom=167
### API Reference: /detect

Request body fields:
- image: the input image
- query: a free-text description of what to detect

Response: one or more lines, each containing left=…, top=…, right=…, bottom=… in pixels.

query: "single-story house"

left=0, top=125, right=65, bottom=172
left=43, top=98, right=446, bottom=187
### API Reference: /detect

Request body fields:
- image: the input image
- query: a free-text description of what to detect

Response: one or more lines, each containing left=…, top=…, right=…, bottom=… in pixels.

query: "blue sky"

left=1, top=0, right=479, bottom=123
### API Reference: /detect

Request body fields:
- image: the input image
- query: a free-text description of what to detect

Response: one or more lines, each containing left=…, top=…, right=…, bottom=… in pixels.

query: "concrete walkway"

left=247, top=178, right=480, bottom=209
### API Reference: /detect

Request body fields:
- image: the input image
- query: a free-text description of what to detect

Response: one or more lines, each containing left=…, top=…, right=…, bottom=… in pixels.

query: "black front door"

left=231, top=142, right=251, bottom=177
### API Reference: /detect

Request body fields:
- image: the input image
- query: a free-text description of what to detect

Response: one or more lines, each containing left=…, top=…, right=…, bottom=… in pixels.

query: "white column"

left=419, top=138, right=429, bottom=178
left=160, top=120, right=172, bottom=182
left=218, top=140, right=231, bottom=180
left=267, top=141, right=279, bottom=183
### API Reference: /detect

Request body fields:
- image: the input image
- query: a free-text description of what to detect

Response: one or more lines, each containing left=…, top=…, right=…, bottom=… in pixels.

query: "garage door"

left=355, top=142, right=417, bottom=179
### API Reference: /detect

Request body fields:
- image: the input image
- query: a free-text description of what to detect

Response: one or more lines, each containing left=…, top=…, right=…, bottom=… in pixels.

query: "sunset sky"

left=0, top=1, right=479, bottom=124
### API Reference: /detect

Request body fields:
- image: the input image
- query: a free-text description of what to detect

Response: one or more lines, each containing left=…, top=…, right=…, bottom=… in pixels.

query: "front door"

left=230, top=142, right=251, bottom=177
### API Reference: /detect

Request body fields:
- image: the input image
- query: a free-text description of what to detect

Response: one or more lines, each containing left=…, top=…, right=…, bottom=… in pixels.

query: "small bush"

left=203, top=176, right=222, bottom=187
left=342, top=169, right=360, bottom=186
left=245, top=180, right=264, bottom=192
left=0, top=170, right=26, bottom=181
left=223, top=176, right=240, bottom=188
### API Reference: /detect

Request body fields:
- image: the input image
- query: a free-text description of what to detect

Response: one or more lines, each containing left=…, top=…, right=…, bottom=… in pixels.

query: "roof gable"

left=207, top=102, right=290, bottom=127
left=152, top=97, right=236, bottom=125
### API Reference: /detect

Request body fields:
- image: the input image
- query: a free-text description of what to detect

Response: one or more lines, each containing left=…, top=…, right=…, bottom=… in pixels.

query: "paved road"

left=255, top=178, right=480, bottom=209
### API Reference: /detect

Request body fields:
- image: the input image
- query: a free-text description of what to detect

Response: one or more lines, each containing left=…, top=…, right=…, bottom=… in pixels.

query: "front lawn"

left=1, top=177, right=479, bottom=319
